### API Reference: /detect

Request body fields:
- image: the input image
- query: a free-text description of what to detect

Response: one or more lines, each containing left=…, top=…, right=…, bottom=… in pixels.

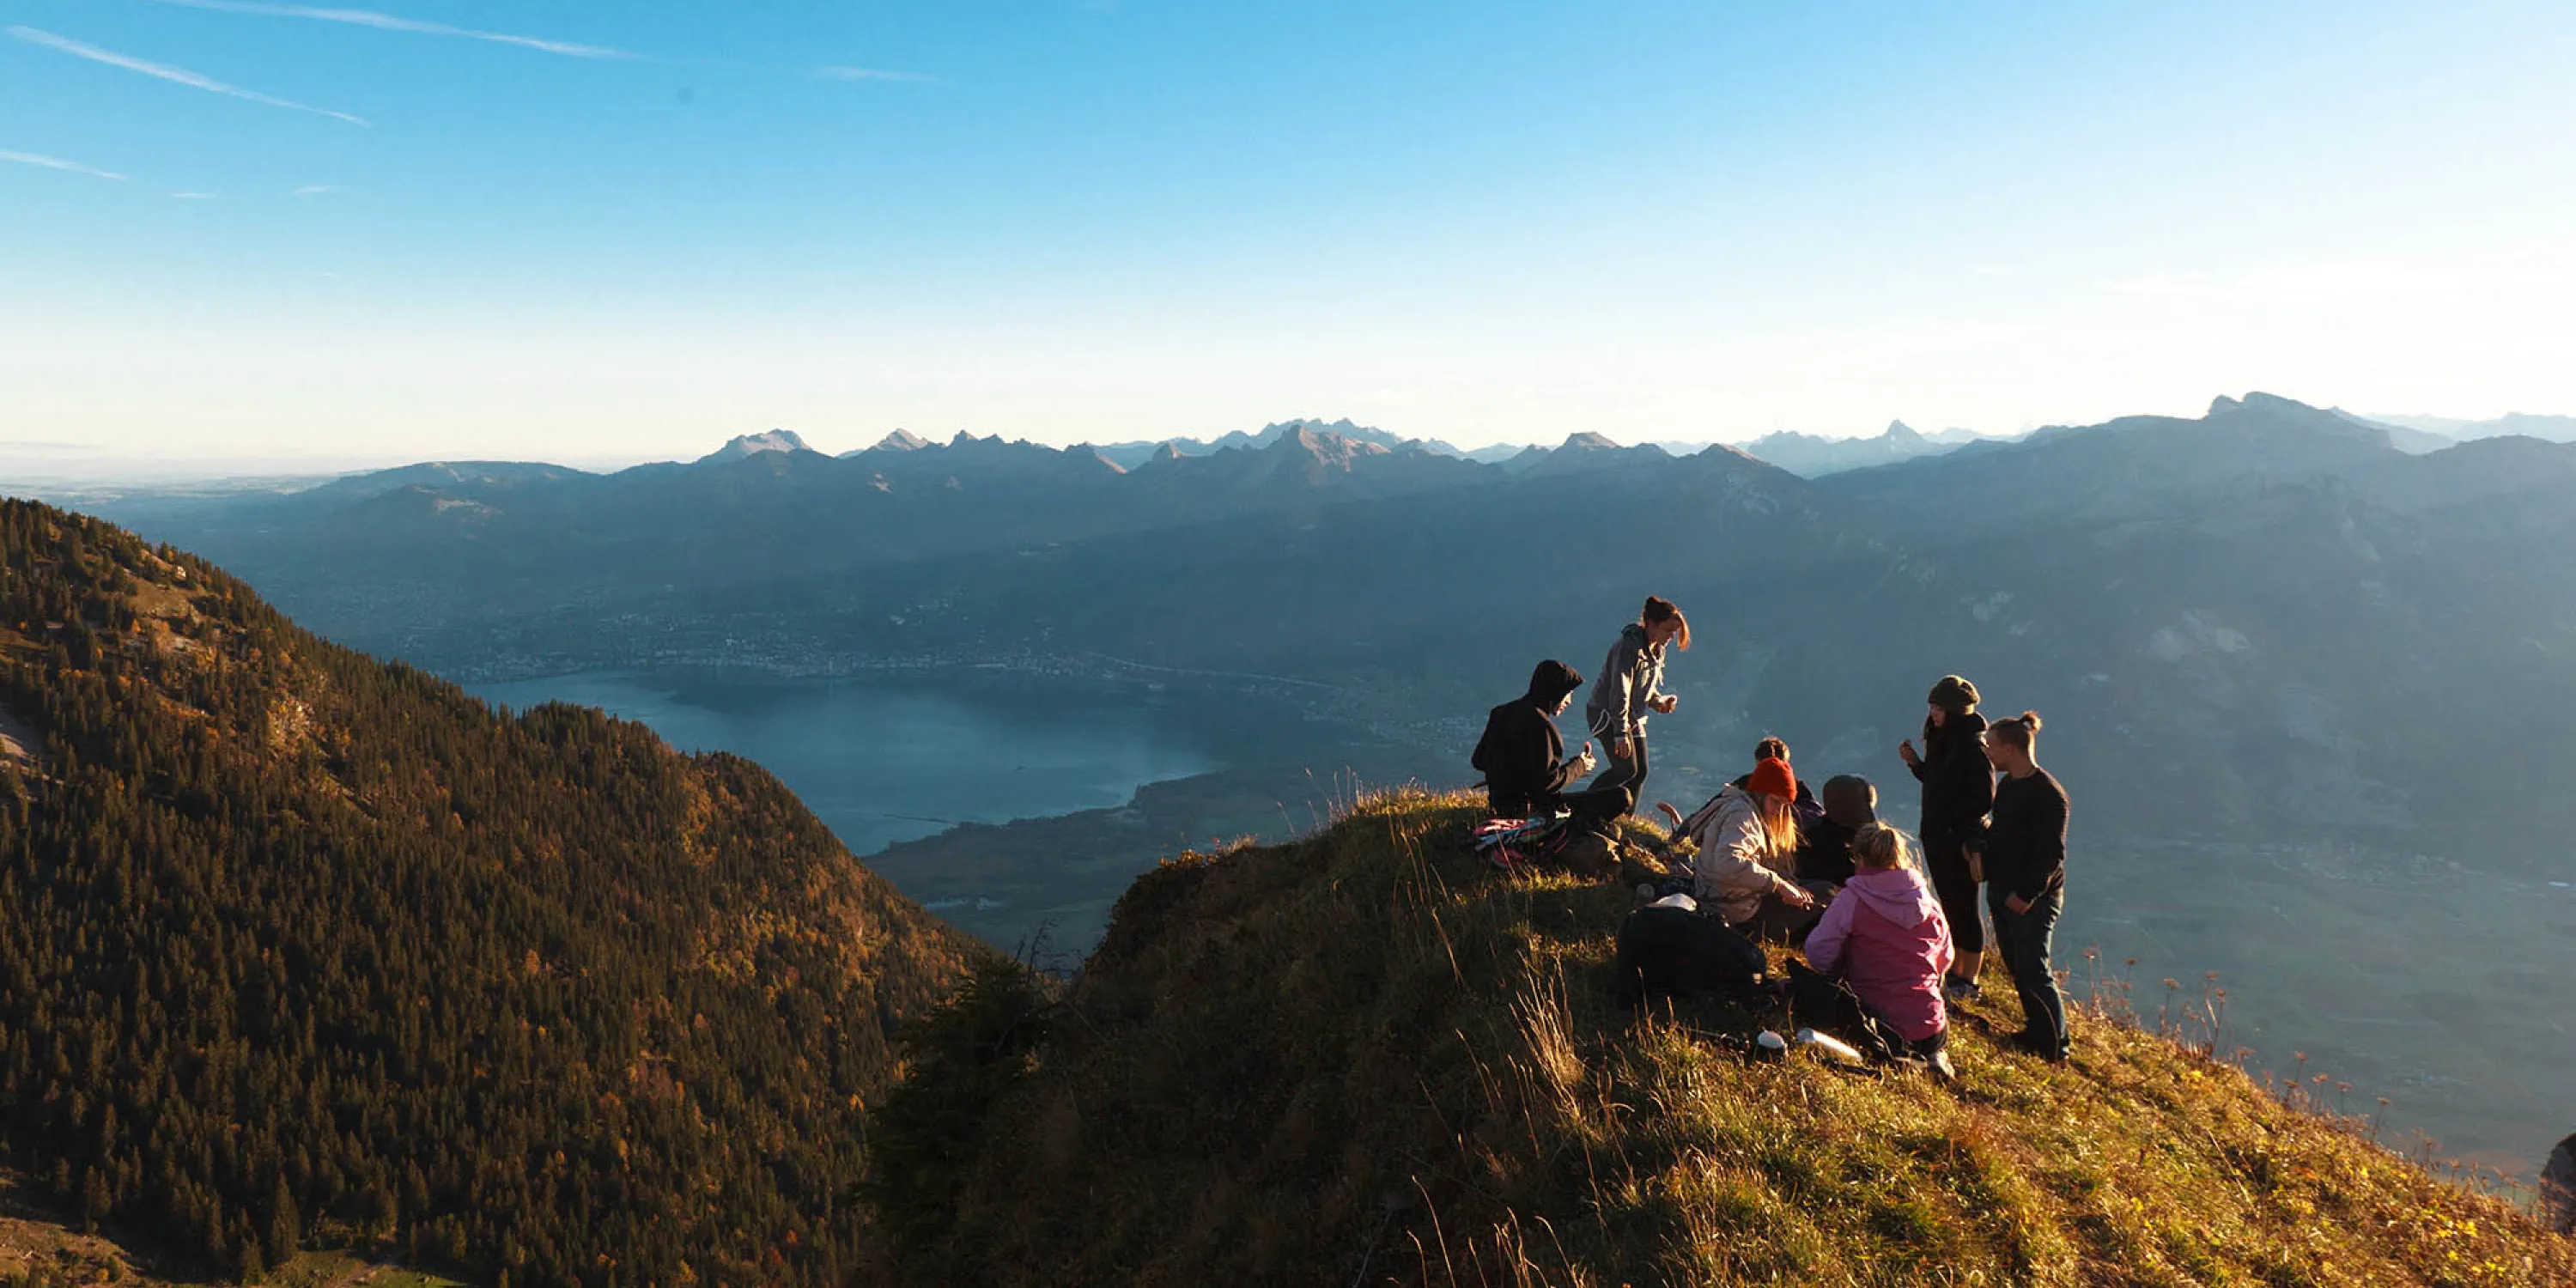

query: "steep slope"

left=872, top=793, right=2576, bottom=1287
left=0, top=501, right=990, bottom=1285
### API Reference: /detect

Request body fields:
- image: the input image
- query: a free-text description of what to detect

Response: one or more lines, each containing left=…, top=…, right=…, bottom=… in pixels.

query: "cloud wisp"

left=0, top=149, right=130, bottom=180
left=169, top=190, right=222, bottom=199
left=293, top=183, right=339, bottom=195
left=148, top=0, right=634, bottom=59
left=8, top=26, right=372, bottom=125
left=820, top=65, right=937, bottom=82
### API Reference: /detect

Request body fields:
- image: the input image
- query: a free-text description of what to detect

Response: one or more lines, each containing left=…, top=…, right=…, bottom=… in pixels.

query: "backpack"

left=1783, top=959, right=1915, bottom=1067
left=1471, top=816, right=1623, bottom=880
left=1612, top=906, right=1769, bottom=1007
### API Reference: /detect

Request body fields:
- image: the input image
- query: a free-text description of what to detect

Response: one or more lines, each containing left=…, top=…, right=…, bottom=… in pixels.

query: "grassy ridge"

left=872, top=791, right=2576, bottom=1286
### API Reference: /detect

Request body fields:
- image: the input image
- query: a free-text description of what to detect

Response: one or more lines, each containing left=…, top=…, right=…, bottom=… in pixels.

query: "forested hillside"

left=0, top=501, right=988, bottom=1285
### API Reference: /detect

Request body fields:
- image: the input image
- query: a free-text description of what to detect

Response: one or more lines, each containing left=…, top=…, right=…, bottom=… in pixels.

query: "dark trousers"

left=1555, top=786, right=1635, bottom=825
left=1924, top=834, right=1986, bottom=957
left=1584, top=719, right=1647, bottom=816
left=1730, top=878, right=1836, bottom=945
left=1989, top=884, right=2069, bottom=1054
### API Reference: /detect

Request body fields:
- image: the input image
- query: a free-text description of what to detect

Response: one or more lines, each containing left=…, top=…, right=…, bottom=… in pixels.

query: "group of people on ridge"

left=1471, top=595, right=2075, bottom=1068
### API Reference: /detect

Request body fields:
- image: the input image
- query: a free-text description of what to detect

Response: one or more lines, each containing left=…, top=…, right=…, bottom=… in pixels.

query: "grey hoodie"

left=1586, top=622, right=1667, bottom=743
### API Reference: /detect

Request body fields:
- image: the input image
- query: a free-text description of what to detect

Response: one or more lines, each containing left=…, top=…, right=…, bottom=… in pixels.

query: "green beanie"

left=1929, top=675, right=1980, bottom=713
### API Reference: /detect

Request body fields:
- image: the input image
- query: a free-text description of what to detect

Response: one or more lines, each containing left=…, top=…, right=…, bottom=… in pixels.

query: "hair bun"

left=2019, top=709, right=2043, bottom=733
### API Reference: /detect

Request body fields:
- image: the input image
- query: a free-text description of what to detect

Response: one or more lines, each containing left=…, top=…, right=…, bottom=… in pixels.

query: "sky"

left=3, top=0, right=2574, bottom=468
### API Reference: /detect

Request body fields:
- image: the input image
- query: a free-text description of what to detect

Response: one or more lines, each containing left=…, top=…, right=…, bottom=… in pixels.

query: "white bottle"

left=1793, top=1028, right=1866, bottom=1066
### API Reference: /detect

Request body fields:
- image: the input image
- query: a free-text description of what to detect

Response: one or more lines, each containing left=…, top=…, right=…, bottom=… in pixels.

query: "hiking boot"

left=1941, top=976, right=1980, bottom=1006
left=2012, top=1030, right=2070, bottom=1063
left=1926, top=1048, right=1959, bottom=1081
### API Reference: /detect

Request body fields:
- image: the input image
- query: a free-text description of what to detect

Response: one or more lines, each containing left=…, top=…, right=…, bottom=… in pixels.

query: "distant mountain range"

left=61, top=390, right=2576, bottom=874
left=1084, top=415, right=1984, bottom=476
left=2356, top=410, right=2576, bottom=446
left=1738, top=419, right=1985, bottom=477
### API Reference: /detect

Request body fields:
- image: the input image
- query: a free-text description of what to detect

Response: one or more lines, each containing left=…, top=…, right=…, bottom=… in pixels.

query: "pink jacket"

left=1803, top=866, right=1954, bottom=1042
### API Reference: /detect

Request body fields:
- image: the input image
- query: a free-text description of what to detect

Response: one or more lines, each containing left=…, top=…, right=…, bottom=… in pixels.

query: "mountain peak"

left=1269, top=426, right=1391, bottom=467
left=1558, top=431, right=1623, bottom=451
left=697, top=428, right=813, bottom=464
left=1885, top=419, right=1924, bottom=443
left=874, top=429, right=932, bottom=453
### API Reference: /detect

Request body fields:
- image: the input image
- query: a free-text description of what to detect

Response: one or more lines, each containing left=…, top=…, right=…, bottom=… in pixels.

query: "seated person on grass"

left=1795, top=775, right=1878, bottom=884
left=1731, top=736, right=1821, bottom=811
left=1471, top=659, right=1628, bottom=822
left=1678, top=756, right=1831, bottom=944
left=1803, top=822, right=1957, bottom=1075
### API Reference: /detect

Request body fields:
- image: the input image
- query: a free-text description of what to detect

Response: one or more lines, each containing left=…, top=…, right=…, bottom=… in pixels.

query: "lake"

left=471, top=667, right=1226, bottom=857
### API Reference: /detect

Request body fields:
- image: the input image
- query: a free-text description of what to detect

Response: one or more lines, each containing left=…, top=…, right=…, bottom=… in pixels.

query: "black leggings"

left=1924, top=834, right=1986, bottom=957
left=1585, top=727, right=1648, bottom=817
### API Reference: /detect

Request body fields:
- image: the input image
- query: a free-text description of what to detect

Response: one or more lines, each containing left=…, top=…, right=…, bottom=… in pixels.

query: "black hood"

left=1523, top=659, right=1584, bottom=708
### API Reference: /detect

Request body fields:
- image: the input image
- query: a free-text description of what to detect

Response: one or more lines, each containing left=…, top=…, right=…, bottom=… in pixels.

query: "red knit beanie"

left=1748, top=756, right=1796, bottom=802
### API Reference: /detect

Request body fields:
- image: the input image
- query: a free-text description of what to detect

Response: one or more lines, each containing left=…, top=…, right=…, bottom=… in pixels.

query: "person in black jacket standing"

left=1971, top=711, right=2072, bottom=1061
left=1472, top=659, right=1627, bottom=821
left=1899, top=675, right=1994, bottom=1003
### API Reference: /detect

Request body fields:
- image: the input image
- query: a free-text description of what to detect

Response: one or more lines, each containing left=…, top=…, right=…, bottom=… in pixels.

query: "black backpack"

left=1612, top=906, right=1769, bottom=1006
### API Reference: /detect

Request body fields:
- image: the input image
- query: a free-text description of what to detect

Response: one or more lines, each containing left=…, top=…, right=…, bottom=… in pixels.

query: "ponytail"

left=1990, top=710, right=2044, bottom=753
left=1642, top=596, right=1692, bottom=651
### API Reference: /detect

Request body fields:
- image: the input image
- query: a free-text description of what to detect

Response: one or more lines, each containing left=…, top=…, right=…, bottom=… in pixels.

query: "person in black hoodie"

left=1971, top=710, right=2071, bottom=1061
left=1472, top=660, right=1628, bottom=821
left=1899, top=674, right=1994, bottom=1003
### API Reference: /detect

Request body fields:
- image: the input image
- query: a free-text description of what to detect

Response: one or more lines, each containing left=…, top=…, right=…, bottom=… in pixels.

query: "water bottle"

left=1793, top=1028, right=1866, bottom=1066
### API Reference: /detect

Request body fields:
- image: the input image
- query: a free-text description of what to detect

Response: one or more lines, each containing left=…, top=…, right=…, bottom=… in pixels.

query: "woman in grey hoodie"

left=1584, top=596, right=1689, bottom=814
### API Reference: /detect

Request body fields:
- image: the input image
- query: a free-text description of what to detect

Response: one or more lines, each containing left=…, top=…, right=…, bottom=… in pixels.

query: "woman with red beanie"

left=1899, top=674, right=1994, bottom=1002
left=1682, top=756, right=1832, bottom=943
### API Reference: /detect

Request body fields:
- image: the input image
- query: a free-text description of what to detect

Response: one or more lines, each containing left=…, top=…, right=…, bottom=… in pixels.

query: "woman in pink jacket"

left=1803, top=823, right=1956, bottom=1068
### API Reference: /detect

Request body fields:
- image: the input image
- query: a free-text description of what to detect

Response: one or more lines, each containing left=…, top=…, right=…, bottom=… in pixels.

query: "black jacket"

left=1911, top=711, right=1994, bottom=850
left=1981, top=767, right=2069, bottom=902
left=1472, top=699, right=1580, bottom=818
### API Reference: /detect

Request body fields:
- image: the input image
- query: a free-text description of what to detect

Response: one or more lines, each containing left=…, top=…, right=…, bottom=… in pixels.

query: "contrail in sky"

left=7, top=25, right=373, bottom=125
left=148, top=0, right=635, bottom=59
left=1, top=149, right=131, bottom=180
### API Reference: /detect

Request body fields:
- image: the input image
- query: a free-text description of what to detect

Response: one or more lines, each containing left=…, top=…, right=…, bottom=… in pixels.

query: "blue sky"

left=3, top=0, right=2573, bottom=466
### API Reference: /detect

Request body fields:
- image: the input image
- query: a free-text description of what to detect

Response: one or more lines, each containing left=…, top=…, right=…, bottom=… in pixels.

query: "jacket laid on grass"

left=1982, top=766, right=2069, bottom=903
left=1804, top=866, right=1955, bottom=1043
left=1586, top=623, right=1668, bottom=744
left=1686, top=785, right=1807, bottom=927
